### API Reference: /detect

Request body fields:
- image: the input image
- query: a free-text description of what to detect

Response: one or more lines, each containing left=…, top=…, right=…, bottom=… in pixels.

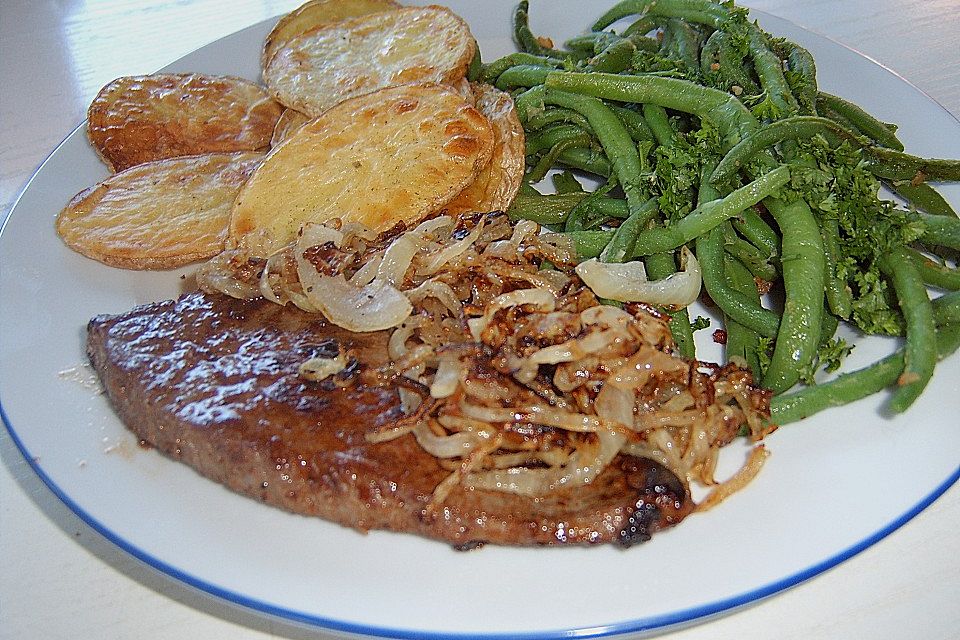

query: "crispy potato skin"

left=264, top=6, right=476, bottom=117
left=57, top=152, right=263, bottom=269
left=87, top=73, right=282, bottom=171
left=441, top=83, right=526, bottom=216
left=260, top=0, right=401, bottom=71
left=230, top=84, right=493, bottom=249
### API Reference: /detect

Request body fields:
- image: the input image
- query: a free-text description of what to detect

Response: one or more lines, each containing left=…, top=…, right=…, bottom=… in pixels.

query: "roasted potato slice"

left=261, top=0, right=401, bottom=71
left=87, top=73, right=282, bottom=171
left=270, top=108, right=311, bottom=147
left=441, top=83, right=525, bottom=216
left=57, top=152, right=263, bottom=269
left=230, top=84, right=493, bottom=250
left=263, top=6, right=476, bottom=117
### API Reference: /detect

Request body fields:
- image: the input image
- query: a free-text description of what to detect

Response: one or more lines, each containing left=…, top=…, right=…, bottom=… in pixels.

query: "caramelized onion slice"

left=467, top=287, right=556, bottom=341
left=303, top=275, right=411, bottom=331
left=465, top=429, right=626, bottom=496
left=575, top=246, right=701, bottom=306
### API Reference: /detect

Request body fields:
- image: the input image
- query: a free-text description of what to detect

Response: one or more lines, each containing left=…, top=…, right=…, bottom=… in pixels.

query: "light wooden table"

left=2, top=1, right=958, bottom=638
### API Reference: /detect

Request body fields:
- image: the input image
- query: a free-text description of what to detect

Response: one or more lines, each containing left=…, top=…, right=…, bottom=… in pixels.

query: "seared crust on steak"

left=87, top=291, right=692, bottom=546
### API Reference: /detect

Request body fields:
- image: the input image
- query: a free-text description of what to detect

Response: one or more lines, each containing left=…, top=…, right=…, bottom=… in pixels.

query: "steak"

left=86, top=291, right=693, bottom=547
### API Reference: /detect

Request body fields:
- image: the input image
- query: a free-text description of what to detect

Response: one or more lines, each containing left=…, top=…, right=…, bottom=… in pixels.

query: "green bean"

left=527, top=136, right=594, bottom=184
left=879, top=246, right=937, bottom=412
left=622, top=15, right=659, bottom=37
left=714, top=30, right=760, bottom=95
left=722, top=253, right=763, bottom=376
left=627, top=103, right=699, bottom=359
left=919, top=212, right=960, bottom=251
left=629, top=34, right=662, bottom=53
left=659, top=18, right=702, bottom=76
left=886, top=181, right=958, bottom=217
left=524, top=107, right=594, bottom=133
left=722, top=223, right=778, bottom=282
left=513, top=1, right=578, bottom=59
left=816, top=102, right=861, bottom=137
left=932, top=291, right=960, bottom=326
left=867, top=147, right=960, bottom=182
left=596, top=2, right=792, bottom=112
left=564, top=179, right=619, bottom=232
left=696, top=226, right=781, bottom=337
left=700, top=28, right=722, bottom=77
left=711, top=115, right=863, bottom=185
left=587, top=37, right=637, bottom=73
left=481, top=53, right=567, bottom=84
left=578, top=30, right=661, bottom=56
left=761, top=197, right=827, bottom=393
left=494, top=64, right=555, bottom=91
left=641, top=103, right=678, bottom=147
left=543, top=71, right=757, bottom=150
left=525, top=123, right=613, bottom=178
left=608, top=104, right=655, bottom=143
left=645, top=252, right=698, bottom=357
left=736, top=126, right=831, bottom=394
left=705, top=155, right=764, bottom=378
left=746, top=27, right=799, bottom=118
left=783, top=41, right=818, bottom=114
left=599, top=198, right=661, bottom=263
left=513, top=0, right=544, bottom=54
left=592, top=0, right=728, bottom=32
left=628, top=165, right=790, bottom=257
left=509, top=193, right=581, bottom=225
left=816, top=91, right=904, bottom=151
left=554, top=147, right=613, bottom=177
left=516, top=85, right=648, bottom=214
left=525, top=124, right=594, bottom=156
left=904, top=247, right=960, bottom=290
left=771, top=323, right=960, bottom=424
left=732, top=209, right=781, bottom=259
left=696, top=161, right=722, bottom=207
left=564, top=230, right=615, bottom=259
left=819, top=308, right=840, bottom=346
left=507, top=192, right=629, bottom=226
left=565, top=32, right=611, bottom=52
left=611, top=97, right=695, bottom=360
left=697, top=162, right=722, bottom=213
left=563, top=201, right=594, bottom=232
left=819, top=219, right=854, bottom=318
left=710, top=115, right=960, bottom=191
left=467, top=44, right=482, bottom=82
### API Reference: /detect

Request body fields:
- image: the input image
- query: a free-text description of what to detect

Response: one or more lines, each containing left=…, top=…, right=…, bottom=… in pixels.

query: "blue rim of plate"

left=2, top=7, right=960, bottom=639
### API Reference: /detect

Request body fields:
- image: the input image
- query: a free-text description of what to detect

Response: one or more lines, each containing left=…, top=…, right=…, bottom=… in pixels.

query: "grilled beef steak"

left=86, top=291, right=692, bottom=546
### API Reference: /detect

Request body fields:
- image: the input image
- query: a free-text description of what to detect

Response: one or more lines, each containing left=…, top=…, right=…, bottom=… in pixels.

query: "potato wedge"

left=261, top=0, right=401, bottom=71
left=87, top=73, right=282, bottom=171
left=230, top=84, right=493, bottom=250
left=57, top=152, right=263, bottom=269
left=270, top=108, right=311, bottom=147
left=263, top=6, right=476, bottom=117
left=441, top=83, right=525, bottom=216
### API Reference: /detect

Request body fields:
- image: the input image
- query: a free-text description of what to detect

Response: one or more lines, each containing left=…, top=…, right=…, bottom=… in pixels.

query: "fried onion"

left=198, top=211, right=770, bottom=509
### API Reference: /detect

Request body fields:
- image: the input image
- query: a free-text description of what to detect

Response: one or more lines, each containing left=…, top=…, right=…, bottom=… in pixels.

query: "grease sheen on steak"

left=87, top=291, right=692, bottom=547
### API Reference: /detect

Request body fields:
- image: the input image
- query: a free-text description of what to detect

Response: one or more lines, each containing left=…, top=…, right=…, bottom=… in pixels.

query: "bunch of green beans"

left=490, top=0, right=960, bottom=423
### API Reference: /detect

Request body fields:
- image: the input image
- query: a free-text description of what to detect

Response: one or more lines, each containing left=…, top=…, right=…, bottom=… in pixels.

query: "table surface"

left=2, top=1, right=958, bottom=638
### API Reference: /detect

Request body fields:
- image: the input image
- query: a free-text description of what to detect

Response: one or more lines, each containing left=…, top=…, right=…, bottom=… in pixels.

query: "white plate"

left=1, top=2, right=958, bottom=638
